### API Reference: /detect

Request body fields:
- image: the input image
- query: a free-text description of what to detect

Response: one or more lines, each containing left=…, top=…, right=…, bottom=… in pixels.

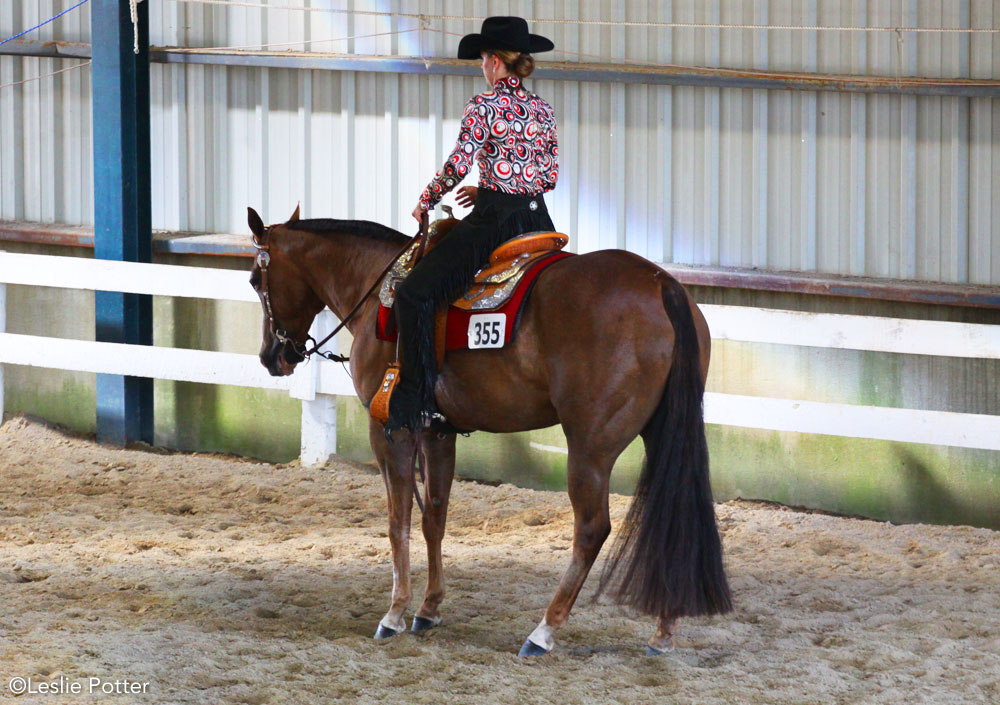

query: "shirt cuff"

left=418, top=189, right=437, bottom=211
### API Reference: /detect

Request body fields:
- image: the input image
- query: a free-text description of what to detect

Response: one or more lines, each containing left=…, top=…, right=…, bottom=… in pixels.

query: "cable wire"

left=0, top=0, right=91, bottom=48
left=0, top=59, right=91, bottom=90
left=166, top=27, right=418, bottom=53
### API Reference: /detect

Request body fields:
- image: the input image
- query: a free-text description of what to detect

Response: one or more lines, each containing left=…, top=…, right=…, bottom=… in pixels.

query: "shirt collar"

left=494, top=75, right=521, bottom=91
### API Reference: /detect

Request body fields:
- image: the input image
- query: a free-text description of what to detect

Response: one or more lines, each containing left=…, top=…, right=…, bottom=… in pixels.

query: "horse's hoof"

left=517, top=638, right=552, bottom=658
left=374, top=620, right=405, bottom=639
left=411, top=615, right=440, bottom=633
left=645, top=640, right=675, bottom=656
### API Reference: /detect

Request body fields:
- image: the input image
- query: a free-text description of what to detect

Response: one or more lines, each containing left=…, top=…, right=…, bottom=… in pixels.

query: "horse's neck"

left=293, top=227, right=405, bottom=334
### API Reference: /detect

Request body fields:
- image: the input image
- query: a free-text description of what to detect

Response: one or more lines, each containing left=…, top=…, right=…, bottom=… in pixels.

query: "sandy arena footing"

left=0, top=415, right=997, bottom=704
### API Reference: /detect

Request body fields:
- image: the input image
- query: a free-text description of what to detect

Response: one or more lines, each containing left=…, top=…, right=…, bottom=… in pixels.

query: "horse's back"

left=533, top=249, right=671, bottom=307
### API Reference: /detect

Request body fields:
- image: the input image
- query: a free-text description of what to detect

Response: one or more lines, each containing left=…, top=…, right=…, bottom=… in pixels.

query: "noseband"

left=252, top=218, right=426, bottom=364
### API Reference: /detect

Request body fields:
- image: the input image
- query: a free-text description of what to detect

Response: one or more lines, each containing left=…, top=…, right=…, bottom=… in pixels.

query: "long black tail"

left=597, top=275, right=732, bottom=618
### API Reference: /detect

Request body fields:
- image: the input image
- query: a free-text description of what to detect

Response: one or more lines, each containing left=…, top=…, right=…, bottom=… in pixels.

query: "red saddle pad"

left=376, top=251, right=573, bottom=351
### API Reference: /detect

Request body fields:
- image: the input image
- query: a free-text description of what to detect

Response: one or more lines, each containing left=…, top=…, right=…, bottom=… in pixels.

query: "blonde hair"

left=488, top=50, right=535, bottom=78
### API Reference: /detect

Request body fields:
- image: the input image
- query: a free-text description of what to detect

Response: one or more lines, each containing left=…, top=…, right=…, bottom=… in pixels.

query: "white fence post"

left=297, top=309, right=339, bottom=467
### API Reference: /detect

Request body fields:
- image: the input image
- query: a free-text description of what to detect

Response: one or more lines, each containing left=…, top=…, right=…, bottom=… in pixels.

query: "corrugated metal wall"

left=1, top=0, right=998, bottom=284
left=0, top=2, right=92, bottom=225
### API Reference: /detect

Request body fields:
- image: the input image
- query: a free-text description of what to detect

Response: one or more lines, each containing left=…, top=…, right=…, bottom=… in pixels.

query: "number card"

left=467, top=313, right=507, bottom=349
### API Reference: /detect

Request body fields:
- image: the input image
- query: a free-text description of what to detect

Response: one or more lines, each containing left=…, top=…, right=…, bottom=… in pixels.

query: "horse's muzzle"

left=260, top=339, right=299, bottom=377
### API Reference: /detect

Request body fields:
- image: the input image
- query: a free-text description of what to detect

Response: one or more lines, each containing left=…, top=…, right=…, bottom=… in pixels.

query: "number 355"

left=468, top=314, right=506, bottom=349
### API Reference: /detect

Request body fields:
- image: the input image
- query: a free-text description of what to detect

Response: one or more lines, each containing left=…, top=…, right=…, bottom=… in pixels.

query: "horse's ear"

left=289, top=203, right=300, bottom=222
left=248, top=207, right=265, bottom=239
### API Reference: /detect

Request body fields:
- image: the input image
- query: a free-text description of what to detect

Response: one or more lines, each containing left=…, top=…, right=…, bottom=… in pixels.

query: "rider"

left=386, top=16, right=559, bottom=436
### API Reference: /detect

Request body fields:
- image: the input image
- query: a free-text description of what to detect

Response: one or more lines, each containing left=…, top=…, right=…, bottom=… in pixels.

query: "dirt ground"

left=0, top=415, right=997, bottom=705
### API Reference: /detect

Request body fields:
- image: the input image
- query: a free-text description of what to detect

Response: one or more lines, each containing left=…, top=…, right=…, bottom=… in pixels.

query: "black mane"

left=287, top=218, right=410, bottom=244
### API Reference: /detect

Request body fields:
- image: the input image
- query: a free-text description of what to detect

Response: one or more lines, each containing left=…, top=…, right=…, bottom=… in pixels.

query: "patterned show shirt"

left=418, top=75, right=558, bottom=211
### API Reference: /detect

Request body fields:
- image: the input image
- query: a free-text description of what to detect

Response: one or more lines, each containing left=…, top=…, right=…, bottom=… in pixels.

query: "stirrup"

left=383, top=410, right=445, bottom=442
left=370, top=364, right=401, bottom=425
left=425, top=411, right=447, bottom=426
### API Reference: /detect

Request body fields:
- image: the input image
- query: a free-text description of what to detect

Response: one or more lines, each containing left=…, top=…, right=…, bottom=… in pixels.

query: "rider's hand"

left=455, top=186, right=478, bottom=208
left=412, top=204, right=425, bottom=223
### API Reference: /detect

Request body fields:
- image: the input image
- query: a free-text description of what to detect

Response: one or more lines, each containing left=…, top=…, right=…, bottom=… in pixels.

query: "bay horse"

left=247, top=205, right=732, bottom=656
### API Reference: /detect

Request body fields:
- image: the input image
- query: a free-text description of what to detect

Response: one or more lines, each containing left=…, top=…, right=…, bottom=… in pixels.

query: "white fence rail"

left=0, top=252, right=260, bottom=303
left=1, top=252, right=998, bottom=460
left=0, top=252, right=348, bottom=465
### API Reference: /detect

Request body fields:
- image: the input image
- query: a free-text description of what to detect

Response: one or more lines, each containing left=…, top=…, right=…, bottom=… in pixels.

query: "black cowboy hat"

left=457, top=16, right=554, bottom=60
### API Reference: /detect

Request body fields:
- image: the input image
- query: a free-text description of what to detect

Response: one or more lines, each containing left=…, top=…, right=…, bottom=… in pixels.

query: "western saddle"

left=379, top=209, right=568, bottom=312
left=370, top=209, right=569, bottom=426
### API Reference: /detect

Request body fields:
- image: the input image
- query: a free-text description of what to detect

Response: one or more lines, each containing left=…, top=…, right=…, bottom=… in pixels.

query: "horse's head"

left=248, top=205, right=324, bottom=377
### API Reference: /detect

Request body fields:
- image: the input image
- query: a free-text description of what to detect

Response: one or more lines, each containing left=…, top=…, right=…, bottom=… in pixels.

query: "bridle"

left=252, top=226, right=352, bottom=363
left=251, top=214, right=428, bottom=365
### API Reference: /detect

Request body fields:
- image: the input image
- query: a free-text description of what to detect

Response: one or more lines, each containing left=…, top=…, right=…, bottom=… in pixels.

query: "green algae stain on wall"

left=3, top=249, right=98, bottom=435
left=154, top=380, right=300, bottom=463
left=707, top=425, right=1000, bottom=530
left=3, top=371, right=96, bottom=433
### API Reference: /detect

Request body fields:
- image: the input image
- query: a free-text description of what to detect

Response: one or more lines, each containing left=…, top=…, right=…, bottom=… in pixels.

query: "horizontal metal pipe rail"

left=3, top=39, right=998, bottom=98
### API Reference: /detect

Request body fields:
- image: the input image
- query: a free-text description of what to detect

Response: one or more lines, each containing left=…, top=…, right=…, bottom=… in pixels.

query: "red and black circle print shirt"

left=418, top=75, right=559, bottom=211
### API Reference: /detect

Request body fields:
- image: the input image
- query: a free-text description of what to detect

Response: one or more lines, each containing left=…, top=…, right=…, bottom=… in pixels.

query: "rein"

left=252, top=213, right=429, bottom=364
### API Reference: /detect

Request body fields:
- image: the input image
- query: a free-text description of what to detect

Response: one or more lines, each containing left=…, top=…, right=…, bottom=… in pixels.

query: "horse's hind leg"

left=648, top=614, right=678, bottom=655
left=519, top=447, right=613, bottom=656
left=413, top=432, right=456, bottom=632
left=368, top=419, right=415, bottom=638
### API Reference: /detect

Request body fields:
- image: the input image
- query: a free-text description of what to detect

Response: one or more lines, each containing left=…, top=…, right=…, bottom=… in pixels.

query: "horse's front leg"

left=369, top=419, right=415, bottom=638
left=412, top=431, right=456, bottom=632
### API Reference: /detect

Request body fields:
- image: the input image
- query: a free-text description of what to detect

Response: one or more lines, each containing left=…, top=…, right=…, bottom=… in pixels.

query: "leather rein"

left=252, top=213, right=429, bottom=364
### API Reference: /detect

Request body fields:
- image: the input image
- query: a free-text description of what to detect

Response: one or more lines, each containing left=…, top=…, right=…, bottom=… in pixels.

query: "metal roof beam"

left=4, top=39, right=997, bottom=98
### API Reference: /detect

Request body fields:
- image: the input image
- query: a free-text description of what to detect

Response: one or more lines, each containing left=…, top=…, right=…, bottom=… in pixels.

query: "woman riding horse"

left=247, top=14, right=731, bottom=657
left=387, top=16, right=559, bottom=436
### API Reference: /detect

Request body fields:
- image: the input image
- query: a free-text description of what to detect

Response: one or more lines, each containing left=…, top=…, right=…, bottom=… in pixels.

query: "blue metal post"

left=91, top=0, right=153, bottom=444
